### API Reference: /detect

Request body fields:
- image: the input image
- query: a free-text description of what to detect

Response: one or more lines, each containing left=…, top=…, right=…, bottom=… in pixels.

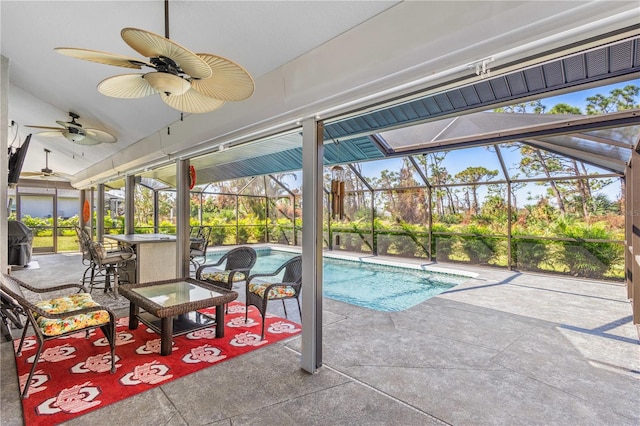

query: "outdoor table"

left=119, top=278, right=238, bottom=355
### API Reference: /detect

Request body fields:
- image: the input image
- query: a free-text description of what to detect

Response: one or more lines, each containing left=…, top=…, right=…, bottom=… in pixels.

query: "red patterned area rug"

left=13, top=302, right=300, bottom=426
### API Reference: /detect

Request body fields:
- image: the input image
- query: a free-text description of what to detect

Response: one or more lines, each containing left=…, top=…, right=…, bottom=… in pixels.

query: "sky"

left=541, top=81, right=635, bottom=112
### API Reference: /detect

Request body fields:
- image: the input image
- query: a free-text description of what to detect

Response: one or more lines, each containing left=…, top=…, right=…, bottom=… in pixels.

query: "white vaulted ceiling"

left=2, top=1, right=638, bottom=188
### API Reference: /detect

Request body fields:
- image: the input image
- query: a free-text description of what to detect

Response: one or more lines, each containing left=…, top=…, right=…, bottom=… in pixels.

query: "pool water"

left=206, top=249, right=466, bottom=311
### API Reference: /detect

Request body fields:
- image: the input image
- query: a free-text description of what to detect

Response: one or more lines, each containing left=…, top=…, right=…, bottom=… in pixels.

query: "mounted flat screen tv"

left=8, top=133, right=31, bottom=185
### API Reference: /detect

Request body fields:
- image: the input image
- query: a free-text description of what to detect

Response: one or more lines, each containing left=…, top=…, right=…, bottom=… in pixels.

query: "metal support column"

left=97, top=185, right=105, bottom=242
left=427, top=186, right=433, bottom=261
left=495, top=146, right=512, bottom=270
left=124, top=175, right=136, bottom=234
left=301, top=117, right=323, bottom=373
left=624, top=171, right=632, bottom=301
left=153, top=190, right=159, bottom=233
left=176, top=159, right=190, bottom=278
left=630, top=151, right=640, bottom=324
left=79, top=190, right=87, bottom=229
left=235, top=194, right=240, bottom=244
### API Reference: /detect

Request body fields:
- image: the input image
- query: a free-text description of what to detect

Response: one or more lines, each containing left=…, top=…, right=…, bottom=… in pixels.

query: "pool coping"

left=207, top=244, right=478, bottom=279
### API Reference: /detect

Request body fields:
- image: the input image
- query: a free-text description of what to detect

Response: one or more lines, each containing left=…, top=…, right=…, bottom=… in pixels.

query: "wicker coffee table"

left=119, top=278, right=238, bottom=355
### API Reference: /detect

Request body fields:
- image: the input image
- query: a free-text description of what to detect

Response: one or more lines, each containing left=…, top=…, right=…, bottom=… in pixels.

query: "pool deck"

left=2, top=246, right=639, bottom=425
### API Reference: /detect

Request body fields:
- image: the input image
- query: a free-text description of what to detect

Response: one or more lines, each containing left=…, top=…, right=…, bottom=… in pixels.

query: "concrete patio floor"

left=1, top=249, right=638, bottom=425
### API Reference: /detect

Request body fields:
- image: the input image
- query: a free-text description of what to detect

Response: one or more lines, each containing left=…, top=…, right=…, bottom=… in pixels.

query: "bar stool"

left=87, top=241, right=136, bottom=299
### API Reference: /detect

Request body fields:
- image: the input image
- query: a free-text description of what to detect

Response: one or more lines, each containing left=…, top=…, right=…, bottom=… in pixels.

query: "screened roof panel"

left=266, top=171, right=302, bottom=197
left=523, top=140, right=627, bottom=174
left=586, top=126, right=640, bottom=146
left=139, top=177, right=172, bottom=191
left=239, top=176, right=266, bottom=197
left=351, top=158, right=408, bottom=189
left=425, top=147, right=506, bottom=184
left=532, top=135, right=630, bottom=164
left=502, top=141, right=620, bottom=179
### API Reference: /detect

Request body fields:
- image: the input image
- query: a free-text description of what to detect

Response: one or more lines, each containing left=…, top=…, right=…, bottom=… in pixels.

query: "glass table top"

left=131, top=281, right=225, bottom=308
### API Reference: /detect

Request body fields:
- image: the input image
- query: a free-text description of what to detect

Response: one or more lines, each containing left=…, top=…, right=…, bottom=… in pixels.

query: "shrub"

left=553, top=220, right=623, bottom=278
left=460, top=224, right=498, bottom=265
left=511, top=237, right=549, bottom=271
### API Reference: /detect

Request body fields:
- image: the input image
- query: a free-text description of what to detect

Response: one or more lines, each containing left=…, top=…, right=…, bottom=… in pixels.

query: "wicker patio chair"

left=196, top=246, right=257, bottom=291
left=245, top=255, right=302, bottom=339
left=1, top=291, right=24, bottom=341
left=0, top=273, right=116, bottom=399
left=189, top=226, right=212, bottom=269
left=74, top=225, right=94, bottom=285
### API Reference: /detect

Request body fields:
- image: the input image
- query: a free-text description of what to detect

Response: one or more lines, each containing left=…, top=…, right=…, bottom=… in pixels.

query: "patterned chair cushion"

left=202, top=271, right=246, bottom=283
left=94, top=242, right=108, bottom=260
left=34, top=293, right=110, bottom=336
left=248, top=282, right=297, bottom=299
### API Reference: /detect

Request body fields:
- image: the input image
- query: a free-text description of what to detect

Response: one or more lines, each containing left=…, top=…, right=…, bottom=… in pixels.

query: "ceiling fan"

left=26, top=112, right=117, bottom=146
left=21, top=149, right=72, bottom=180
left=54, top=1, right=254, bottom=114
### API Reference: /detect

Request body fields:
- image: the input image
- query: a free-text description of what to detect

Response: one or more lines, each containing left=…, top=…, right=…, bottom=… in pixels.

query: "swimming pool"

left=206, top=248, right=467, bottom=311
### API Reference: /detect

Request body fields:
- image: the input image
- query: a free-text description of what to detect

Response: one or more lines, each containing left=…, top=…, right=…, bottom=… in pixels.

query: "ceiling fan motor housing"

left=64, top=127, right=86, bottom=143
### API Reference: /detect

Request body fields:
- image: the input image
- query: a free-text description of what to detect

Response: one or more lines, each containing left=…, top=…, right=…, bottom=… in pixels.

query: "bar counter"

left=104, top=234, right=177, bottom=284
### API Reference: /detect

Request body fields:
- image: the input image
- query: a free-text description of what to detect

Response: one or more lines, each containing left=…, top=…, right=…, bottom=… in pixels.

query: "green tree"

left=548, top=103, right=582, bottom=115
left=455, top=166, right=498, bottom=214
left=586, top=84, right=639, bottom=114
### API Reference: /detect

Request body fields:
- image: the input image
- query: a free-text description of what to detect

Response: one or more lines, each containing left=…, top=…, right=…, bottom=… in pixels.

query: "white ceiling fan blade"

left=34, top=131, right=65, bottom=138
left=21, top=171, right=46, bottom=177
left=192, top=54, right=254, bottom=101
left=121, top=28, right=212, bottom=79
left=160, top=88, right=225, bottom=113
left=85, top=128, right=117, bottom=144
left=55, top=47, right=152, bottom=69
left=98, top=74, right=158, bottom=98
left=25, top=125, right=64, bottom=131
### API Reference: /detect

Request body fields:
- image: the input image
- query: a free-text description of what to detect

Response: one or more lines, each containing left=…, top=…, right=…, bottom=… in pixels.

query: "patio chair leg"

left=112, top=269, right=119, bottom=299
left=282, top=299, right=288, bottom=318
left=100, top=323, right=116, bottom=373
left=88, top=266, right=96, bottom=292
left=16, top=322, right=30, bottom=356
left=1, top=319, right=12, bottom=342
left=21, top=342, right=44, bottom=399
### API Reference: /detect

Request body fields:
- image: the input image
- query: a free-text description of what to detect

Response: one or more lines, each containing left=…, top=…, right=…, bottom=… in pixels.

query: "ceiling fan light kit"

left=62, top=129, right=85, bottom=143
left=26, top=112, right=116, bottom=145
left=143, top=71, right=190, bottom=96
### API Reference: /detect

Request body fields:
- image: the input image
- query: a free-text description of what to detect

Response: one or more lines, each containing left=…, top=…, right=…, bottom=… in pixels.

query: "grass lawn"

left=33, top=235, right=79, bottom=252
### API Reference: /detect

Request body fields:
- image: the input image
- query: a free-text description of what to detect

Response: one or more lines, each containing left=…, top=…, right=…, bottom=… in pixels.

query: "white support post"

left=301, top=118, right=323, bottom=373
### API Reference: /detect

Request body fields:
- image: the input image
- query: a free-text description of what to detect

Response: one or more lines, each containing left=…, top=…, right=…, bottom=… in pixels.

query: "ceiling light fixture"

left=143, top=72, right=191, bottom=96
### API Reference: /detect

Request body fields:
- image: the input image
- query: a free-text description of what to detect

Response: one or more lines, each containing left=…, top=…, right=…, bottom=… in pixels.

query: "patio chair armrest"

left=246, top=272, right=279, bottom=283
left=8, top=276, right=88, bottom=295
